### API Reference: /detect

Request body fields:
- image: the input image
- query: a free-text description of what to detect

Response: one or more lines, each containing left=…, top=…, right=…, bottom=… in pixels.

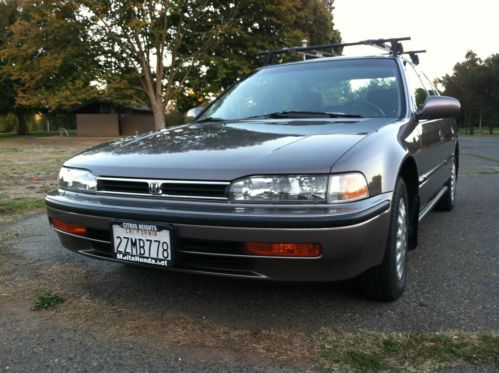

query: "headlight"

left=58, top=167, right=97, bottom=193
left=229, top=175, right=328, bottom=203
left=229, top=173, right=369, bottom=204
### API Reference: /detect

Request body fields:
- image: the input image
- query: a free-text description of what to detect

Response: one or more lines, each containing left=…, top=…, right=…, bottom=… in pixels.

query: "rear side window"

left=418, top=70, right=439, bottom=96
left=404, top=62, right=429, bottom=110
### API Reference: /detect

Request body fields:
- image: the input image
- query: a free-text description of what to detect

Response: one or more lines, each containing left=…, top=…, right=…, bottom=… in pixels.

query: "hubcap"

left=395, top=199, right=408, bottom=281
left=450, top=162, right=456, bottom=203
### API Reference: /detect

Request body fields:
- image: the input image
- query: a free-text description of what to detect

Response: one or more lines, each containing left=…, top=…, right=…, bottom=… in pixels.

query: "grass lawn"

left=315, top=329, right=498, bottom=371
left=458, top=127, right=499, bottom=136
left=0, top=194, right=45, bottom=216
left=0, top=130, right=77, bottom=138
left=0, top=136, right=110, bottom=222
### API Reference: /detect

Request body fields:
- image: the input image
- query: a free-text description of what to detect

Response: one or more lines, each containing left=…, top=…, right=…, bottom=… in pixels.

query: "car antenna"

left=259, top=37, right=411, bottom=66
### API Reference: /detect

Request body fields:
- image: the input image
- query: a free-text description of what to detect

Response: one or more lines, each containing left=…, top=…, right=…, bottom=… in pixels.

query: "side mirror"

left=185, top=107, right=203, bottom=123
left=416, top=96, right=461, bottom=120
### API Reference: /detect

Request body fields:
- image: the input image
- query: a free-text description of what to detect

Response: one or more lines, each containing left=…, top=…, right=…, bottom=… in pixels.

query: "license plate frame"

left=111, top=220, right=174, bottom=267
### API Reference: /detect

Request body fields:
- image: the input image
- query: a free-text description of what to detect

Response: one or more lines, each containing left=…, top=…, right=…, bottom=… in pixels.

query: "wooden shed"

left=73, top=101, right=155, bottom=137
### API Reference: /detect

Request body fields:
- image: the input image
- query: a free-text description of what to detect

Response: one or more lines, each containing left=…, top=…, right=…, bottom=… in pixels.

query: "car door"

left=403, top=61, right=448, bottom=206
left=418, top=69, right=457, bottom=164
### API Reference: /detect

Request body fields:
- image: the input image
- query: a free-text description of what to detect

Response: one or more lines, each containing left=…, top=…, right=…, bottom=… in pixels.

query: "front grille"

left=181, top=239, right=245, bottom=255
left=178, top=252, right=258, bottom=277
left=98, top=179, right=149, bottom=194
left=177, top=239, right=259, bottom=276
left=161, top=183, right=228, bottom=198
left=96, top=177, right=230, bottom=200
left=87, top=228, right=112, bottom=242
left=91, top=241, right=113, bottom=256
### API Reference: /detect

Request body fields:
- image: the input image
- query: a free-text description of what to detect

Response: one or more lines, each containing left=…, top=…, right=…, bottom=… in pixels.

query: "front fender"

left=330, top=120, right=418, bottom=196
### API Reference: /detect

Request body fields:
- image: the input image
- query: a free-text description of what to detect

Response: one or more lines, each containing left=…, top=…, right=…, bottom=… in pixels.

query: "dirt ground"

left=0, top=136, right=110, bottom=200
left=0, top=136, right=498, bottom=371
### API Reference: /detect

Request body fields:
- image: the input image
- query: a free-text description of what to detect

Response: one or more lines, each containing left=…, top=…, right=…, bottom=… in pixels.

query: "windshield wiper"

left=196, top=111, right=363, bottom=122
left=243, top=111, right=363, bottom=119
left=194, top=117, right=227, bottom=123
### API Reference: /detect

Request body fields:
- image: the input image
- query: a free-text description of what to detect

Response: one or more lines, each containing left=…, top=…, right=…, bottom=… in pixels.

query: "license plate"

left=112, top=222, right=172, bottom=267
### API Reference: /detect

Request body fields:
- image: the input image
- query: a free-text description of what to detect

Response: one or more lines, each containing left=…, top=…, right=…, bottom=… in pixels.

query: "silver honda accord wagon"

left=46, top=38, right=460, bottom=301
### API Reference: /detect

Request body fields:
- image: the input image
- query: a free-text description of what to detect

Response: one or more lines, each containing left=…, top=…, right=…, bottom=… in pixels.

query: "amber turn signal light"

left=51, top=219, right=87, bottom=236
left=244, top=242, right=321, bottom=257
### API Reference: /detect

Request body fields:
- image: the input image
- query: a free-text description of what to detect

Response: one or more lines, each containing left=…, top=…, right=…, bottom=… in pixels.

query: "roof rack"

left=401, top=50, right=426, bottom=65
left=260, top=37, right=412, bottom=66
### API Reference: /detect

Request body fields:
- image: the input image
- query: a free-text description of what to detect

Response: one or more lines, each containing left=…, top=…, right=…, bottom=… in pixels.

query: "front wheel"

left=358, top=178, right=409, bottom=301
left=435, top=159, right=457, bottom=211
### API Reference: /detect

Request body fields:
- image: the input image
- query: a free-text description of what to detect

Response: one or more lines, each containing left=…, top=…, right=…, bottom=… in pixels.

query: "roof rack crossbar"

left=401, top=49, right=427, bottom=65
left=299, top=50, right=335, bottom=58
left=260, top=37, right=411, bottom=66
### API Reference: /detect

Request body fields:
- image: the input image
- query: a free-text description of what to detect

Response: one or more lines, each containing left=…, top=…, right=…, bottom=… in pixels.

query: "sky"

left=333, top=0, right=499, bottom=81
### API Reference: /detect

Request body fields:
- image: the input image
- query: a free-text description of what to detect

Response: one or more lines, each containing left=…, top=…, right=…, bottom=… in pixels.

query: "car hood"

left=66, top=118, right=396, bottom=180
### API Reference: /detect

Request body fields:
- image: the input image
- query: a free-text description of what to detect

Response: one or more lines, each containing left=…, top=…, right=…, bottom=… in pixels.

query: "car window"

left=199, top=59, right=404, bottom=120
left=417, top=69, right=439, bottom=96
left=404, top=62, right=429, bottom=110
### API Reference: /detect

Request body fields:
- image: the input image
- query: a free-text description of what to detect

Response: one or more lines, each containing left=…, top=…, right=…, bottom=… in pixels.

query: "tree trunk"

left=465, top=111, right=473, bottom=136
left=16, top=111, right=29, bottom=135
left=151, top=99, right=166, bottom=131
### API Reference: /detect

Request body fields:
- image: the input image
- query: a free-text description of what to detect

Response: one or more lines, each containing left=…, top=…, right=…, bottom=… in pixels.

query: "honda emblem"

left=148, top=182, right=162, bottom=195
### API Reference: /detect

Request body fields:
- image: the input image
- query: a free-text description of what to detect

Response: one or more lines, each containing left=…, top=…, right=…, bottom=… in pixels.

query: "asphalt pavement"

left=0, top=136, right=498, bottom=371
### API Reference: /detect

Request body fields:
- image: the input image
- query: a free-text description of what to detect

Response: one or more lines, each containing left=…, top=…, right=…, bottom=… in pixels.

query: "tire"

left=358, top=178, right=409, bottom=301
left=435, top=158, right=457, bottom=211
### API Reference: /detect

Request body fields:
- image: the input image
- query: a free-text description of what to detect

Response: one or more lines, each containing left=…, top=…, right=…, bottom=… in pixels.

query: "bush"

left=0, top=114, right=18, bottom=133
left=165, top=110, right=185, bottom=127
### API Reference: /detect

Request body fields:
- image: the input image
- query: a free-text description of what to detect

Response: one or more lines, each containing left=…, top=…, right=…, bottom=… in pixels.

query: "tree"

left=179, top=0, right=341, bottom=112
left=440, top=51, right=499, bottom=135
left=0, top=0, right=99, bottom=134
left=481, top=54, right=499, bottom=134
left=440, top=51, right=482, bottom=135
left=76, top=0, right=240, bottom=131
left=78, top=0, right=341, bottom=129
left=2, top=0, right=341, bottom=132
left=0, top=0, right=25, bottom=134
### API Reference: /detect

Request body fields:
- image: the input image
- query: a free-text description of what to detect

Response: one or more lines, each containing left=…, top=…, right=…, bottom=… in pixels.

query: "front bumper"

left=45, top=191, right=392, bottom=281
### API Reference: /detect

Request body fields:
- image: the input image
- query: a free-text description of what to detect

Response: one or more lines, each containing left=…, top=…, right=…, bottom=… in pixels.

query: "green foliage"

left=1, top=0, right=99, bottom=112
left=33, top=292, right=65, bottom=311
left=0, top=0, right=99, bottom=134
left=316, top=330, right=499, bottom=371
left=351, top=78, right=397, bottom=102
left=346, top=350, right=381, bottom=370
left=0, top=113, right=17, bottom=133
left=178, top=0, right=342, bottom=112
left=1, top=0, right=341, bottom=130
left=0, top=0, right=17, bottom=116
left=76, top=0, right=341, bottom=123
left=77, top=0, right=242, bottom=129
left=440, top=51, right=499, bottom=134
left=165, top=110, right=185, bottom=127
left=0, top=195, right=44, bottom=216
left=0, top=112, right=74, bottom=133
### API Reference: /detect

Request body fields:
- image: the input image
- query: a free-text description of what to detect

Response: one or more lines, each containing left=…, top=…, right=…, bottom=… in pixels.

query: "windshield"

left=198, top=58, right=404, bottom=121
